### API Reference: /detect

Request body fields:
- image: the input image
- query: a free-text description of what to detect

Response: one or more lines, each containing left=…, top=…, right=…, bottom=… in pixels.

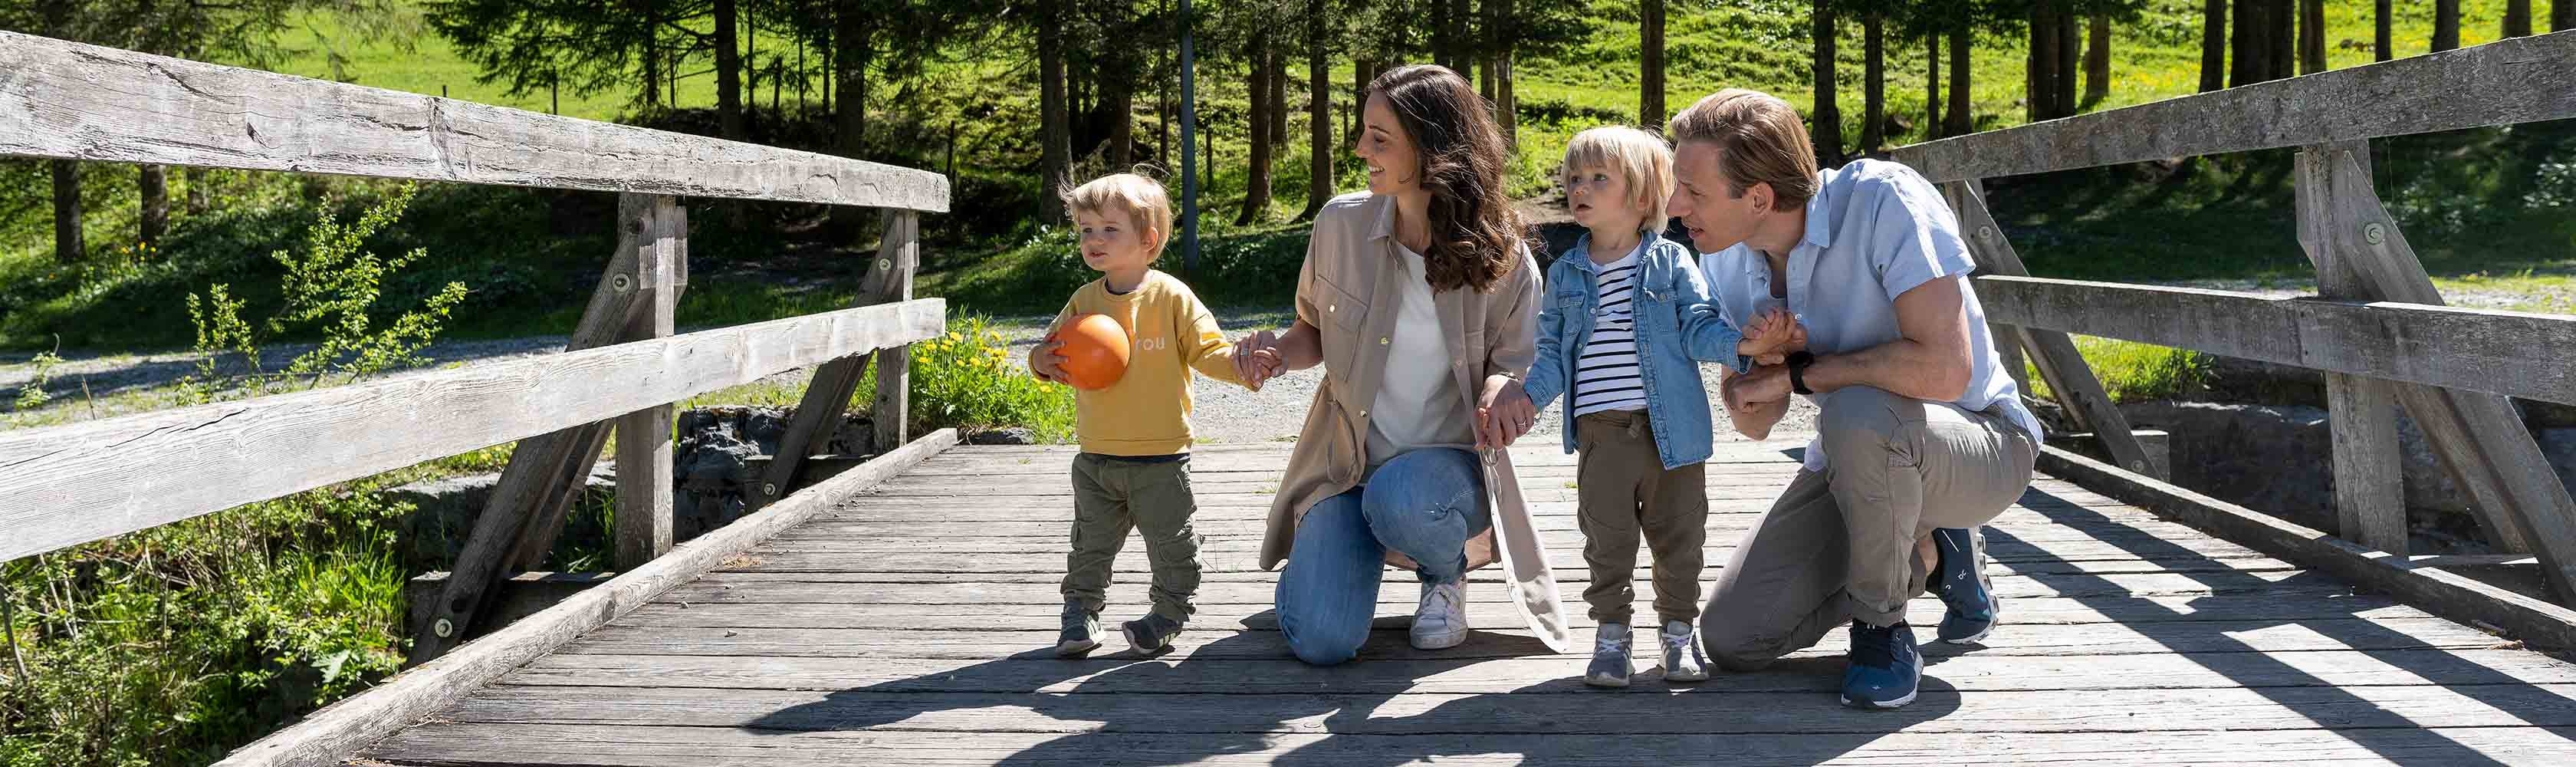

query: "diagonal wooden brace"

left=1944, top=181, right=2159, bottom=479
left=408, top=194, right=687, bottom=665
left=752, top=209, right=919, bottom=511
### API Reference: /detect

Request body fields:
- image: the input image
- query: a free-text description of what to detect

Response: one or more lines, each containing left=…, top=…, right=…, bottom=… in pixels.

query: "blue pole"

left=1178, top=0, right=1199, bottom=272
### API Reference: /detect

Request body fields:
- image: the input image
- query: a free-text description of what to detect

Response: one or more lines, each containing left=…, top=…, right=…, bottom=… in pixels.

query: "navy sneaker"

left=1122, top=612, right=1184, bottom=653
left=1928, top=527, right=1999, bottom=644
left=1056, top=601, right=1102, bottom=658
left=1839, top=621, right=1922, bottom=709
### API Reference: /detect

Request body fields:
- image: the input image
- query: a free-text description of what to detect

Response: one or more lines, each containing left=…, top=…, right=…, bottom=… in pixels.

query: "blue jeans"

left=1274, top=448, right=1493, bottom=666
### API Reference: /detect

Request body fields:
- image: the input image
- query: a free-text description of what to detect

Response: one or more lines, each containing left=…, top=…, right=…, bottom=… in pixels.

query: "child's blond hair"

left=1562, top=126, right=1677, bottom=229
left=1061, top=173, right=1175, bottom=256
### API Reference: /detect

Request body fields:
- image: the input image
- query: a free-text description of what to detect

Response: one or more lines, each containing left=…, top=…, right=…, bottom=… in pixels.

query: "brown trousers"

left=1574, top=410, right=1709, bottom=627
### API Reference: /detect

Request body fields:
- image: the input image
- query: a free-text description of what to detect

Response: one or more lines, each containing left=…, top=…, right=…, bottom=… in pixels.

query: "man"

left=1664, top=89, right=2041, bottom=709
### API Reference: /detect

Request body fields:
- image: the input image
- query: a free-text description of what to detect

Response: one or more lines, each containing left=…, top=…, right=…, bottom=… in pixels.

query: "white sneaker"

left=1410, top=580, right=1470, bottom=650
left=1585, top=623, right=1633, bottom=688
left=1660, top=620, right=1710, bottom=683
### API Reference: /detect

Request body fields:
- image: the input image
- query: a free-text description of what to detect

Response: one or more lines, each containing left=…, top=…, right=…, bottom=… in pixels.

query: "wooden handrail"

left=1891, top=30, right=2576, bottom=183
left=0, top=298, right=945, bottom=562
left=0, top=31, right=950, bottom=212
left=1973, top=275, right=2576, bottom=406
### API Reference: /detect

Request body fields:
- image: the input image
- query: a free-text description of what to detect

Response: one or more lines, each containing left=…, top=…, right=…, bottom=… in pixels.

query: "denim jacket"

left=1523, top=229, right=1751, bottom=469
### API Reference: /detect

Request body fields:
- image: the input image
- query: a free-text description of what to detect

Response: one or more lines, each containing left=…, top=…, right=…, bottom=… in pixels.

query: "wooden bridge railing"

left=1891, top=29, right=2576, bottom=601
left=0, top=30, right=952, bottom=759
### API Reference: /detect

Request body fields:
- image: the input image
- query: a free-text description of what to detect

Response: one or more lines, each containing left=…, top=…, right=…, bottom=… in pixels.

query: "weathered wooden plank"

left=738, top=531, right=2272, bottom=568
left=0, top=298, right=946, bottom=563
left=432, top=681, right=2576, bottom=733
left=871, top=211, right=918, bottom=454
left=772, top=513, right=2229, bottom=546
left=2308, top=146, right=2576, bottom=601
left=0, top=32, right=950, bottom=211
left=608, top=593, right=2413, bottom=632
left=416, top=194, right=675, bottom=664
left=210, top=430, right=963, bottom=767
left=500, top=645, right=2566, bottom=694
left=755, top=209, right=920, bottom=511
left=2040, top=446, right=2576, bottom=652
left=362, top=723, right=2576, bottom=767
left=1890, top=30, right=2576, bottom=181
left=1946, top=182, right=2157, bottom=477
left=613, top=194, right=684, bottom=571
left=1970, top=276, right=2576, bottom=407
left=2298, top=141, right=2410, bottom=555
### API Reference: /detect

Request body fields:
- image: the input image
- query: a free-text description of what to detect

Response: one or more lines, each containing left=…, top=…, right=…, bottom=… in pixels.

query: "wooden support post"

left=1943, top=181, right=2160, bottom=479
left=409, top=194, right=686, bottom=665
left=613, top=197, right=684, bottom=570
left=2295, top=141, right=2408, bottom=554
left=2300, top=144, right=2576, bottom=600
left=754, top=209, right=920, bottom=510
left=872, top=211, right=919, bottom=452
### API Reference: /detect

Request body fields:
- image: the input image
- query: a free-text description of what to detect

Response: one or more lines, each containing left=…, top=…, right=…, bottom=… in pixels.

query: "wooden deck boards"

left=358, top=441, right=2576, bottom=765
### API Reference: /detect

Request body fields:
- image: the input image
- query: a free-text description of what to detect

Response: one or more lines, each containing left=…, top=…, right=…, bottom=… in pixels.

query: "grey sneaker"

left=1122, top=612, right=1184, bottom=653
left=1410, top=580, right=1470, bottom=650
left=1585, top=623, right=1632, bottom=688
left=1056, top=601, right=1102, bottom=657
left=1660, top=620, right=1710, bottom=683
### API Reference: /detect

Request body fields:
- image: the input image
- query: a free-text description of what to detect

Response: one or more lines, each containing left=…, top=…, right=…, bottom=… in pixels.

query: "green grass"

left=2026, top=336, right=2213, bottom=404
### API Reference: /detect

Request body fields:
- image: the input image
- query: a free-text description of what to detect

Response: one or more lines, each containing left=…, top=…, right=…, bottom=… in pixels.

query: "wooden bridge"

left=7, top=28, right=2576, bottom=767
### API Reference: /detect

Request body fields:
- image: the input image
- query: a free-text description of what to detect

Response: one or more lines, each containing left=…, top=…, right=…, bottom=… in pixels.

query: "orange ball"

left=1050, top=313, right=1131, bottom=390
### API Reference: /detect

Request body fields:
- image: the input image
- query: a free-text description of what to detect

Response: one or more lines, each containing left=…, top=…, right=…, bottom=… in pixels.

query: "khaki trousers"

left=1062, top=453, right=1202, bottom=622
left=1700, top=386, right=2036, bottom=670
left=1574, top=410, right=1709, bottom=627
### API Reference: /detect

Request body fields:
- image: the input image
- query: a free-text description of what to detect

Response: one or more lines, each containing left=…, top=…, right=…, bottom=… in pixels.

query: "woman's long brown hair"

left=1367, top=64, right=1523, bottom=294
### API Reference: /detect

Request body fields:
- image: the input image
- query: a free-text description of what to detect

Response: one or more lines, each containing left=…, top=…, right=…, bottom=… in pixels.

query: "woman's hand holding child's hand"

left=1476, top=375, right=1537, bottom=450
left=1737, top=308, right=1807, bottom=367
left=1232, top=331, right=1285, bottom=390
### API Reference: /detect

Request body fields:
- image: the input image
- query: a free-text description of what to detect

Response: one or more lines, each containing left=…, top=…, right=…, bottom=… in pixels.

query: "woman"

left=1235, top=64, right=1569, bottom=665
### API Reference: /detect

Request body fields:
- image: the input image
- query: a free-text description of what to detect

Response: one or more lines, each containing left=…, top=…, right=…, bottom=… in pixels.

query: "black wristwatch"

left=1786, top=351, right=1816, bottom=396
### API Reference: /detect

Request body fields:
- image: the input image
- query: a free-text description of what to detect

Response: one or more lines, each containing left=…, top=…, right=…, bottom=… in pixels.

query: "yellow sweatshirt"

left=1046, top=270, right=1245, bottom=456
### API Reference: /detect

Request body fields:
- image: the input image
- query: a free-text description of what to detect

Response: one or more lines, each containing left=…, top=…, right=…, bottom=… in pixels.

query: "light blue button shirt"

left=1694, top=159, right=2042, bottom=472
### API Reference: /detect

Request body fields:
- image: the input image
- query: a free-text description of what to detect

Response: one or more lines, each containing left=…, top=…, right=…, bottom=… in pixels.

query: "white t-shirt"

left=1366, top=243, right=1475, bottom=466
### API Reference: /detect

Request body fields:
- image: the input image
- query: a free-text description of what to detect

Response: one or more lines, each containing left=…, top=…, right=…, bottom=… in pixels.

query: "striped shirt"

left=1572, top=248, right=1648, bottom=416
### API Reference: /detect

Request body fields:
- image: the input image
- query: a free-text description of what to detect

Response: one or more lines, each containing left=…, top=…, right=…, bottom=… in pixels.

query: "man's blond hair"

left=1061, top=173, right=1175, bottom=255
left=1665, top=89, right=1819, bottom=209
left=1562, top=126, right=1676, bottom=227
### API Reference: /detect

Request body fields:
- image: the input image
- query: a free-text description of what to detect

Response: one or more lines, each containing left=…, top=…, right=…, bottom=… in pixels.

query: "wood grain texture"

left=1891, top=29, right=2576, bottom=181
left=869, top=211, right=919, bottom=453
left=2298, top=141, right=2410, bottom=554
left=212, top=430, right=963, bottom=767
left=613, top=194, right=684, bottom=571
left=1971, top=275, right=2576, bottom=406
left=0, top=32, right=950, bottom=211
left=0, top=298, right=945, bottom=562
left=756, top=209, right=919, bottom=511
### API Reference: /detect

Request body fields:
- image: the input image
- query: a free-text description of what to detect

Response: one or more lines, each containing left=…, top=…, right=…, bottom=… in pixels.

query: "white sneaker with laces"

left=1585, top=623, right=1633, bottom=688
left=1660, top=620, right=1710, bottom=683
left=1410, top=580, right=1470, bottom=650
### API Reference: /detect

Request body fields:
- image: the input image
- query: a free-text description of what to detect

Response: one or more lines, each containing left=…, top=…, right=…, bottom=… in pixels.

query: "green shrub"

left=878, top=315, right=1075, bottom=442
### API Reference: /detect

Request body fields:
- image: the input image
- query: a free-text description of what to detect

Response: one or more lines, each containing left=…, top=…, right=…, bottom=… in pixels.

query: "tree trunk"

left=2029, top=2, right=2056, bottom=121
left=2376, top=0, right=2392, bottom=61
left=1272, top=53, right=1290, bottom=150
left=715, top=0, right=744, bottom=138
left=1812, top=0, right=1841, bottom=166
left=1302, top=0, right=1332, bottom=221
left=51, top=160, right=81, bottom=264
left=2083, top=11, right=2110, bottom=107
left=2201, top=0, right=2227, bottom=91
left=2556, top=0, right=2574, bottom=32
left=1239, top=35, right=1274, bottom=225
left=1926, top=33, right=1941, bottom=137
left=2266, top=0, right=2293, bottom=79
left=1641, top=0, right=1664, bottom=126
left=1109, top=77, right=1135, bottom=168
left=1451, top=0, right=1474, bottom=78
left=1493, top=0, right=1516, bottom=148
left=2056, top=5, right=2080, bottom=117
left=2433, top=0, right=2459, bottom=52
left=1859, top=14, right=1884, bottom=152
left=2505, top=0, right=2534, bottom=38
left=835, top=9, right=868, bottom=159
left=2231, top=0, right=2265, bottom=86
left=1479, top=0, right=1498, bottom=104
left=639, top=0, right=660, bottom=108
left=1431, top=0, right=1451, bottom=73
left=184, top=166, right=208, bottom=214
left=139, top=164, right=166, bottom=247
left=1945, top=25, right=1971, bottom=137
left=1039, top=0, right=1070, bottom=222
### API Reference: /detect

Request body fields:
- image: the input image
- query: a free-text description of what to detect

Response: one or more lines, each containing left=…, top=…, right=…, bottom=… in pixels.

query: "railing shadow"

left=1983, top=482, right=2576, bottom=763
